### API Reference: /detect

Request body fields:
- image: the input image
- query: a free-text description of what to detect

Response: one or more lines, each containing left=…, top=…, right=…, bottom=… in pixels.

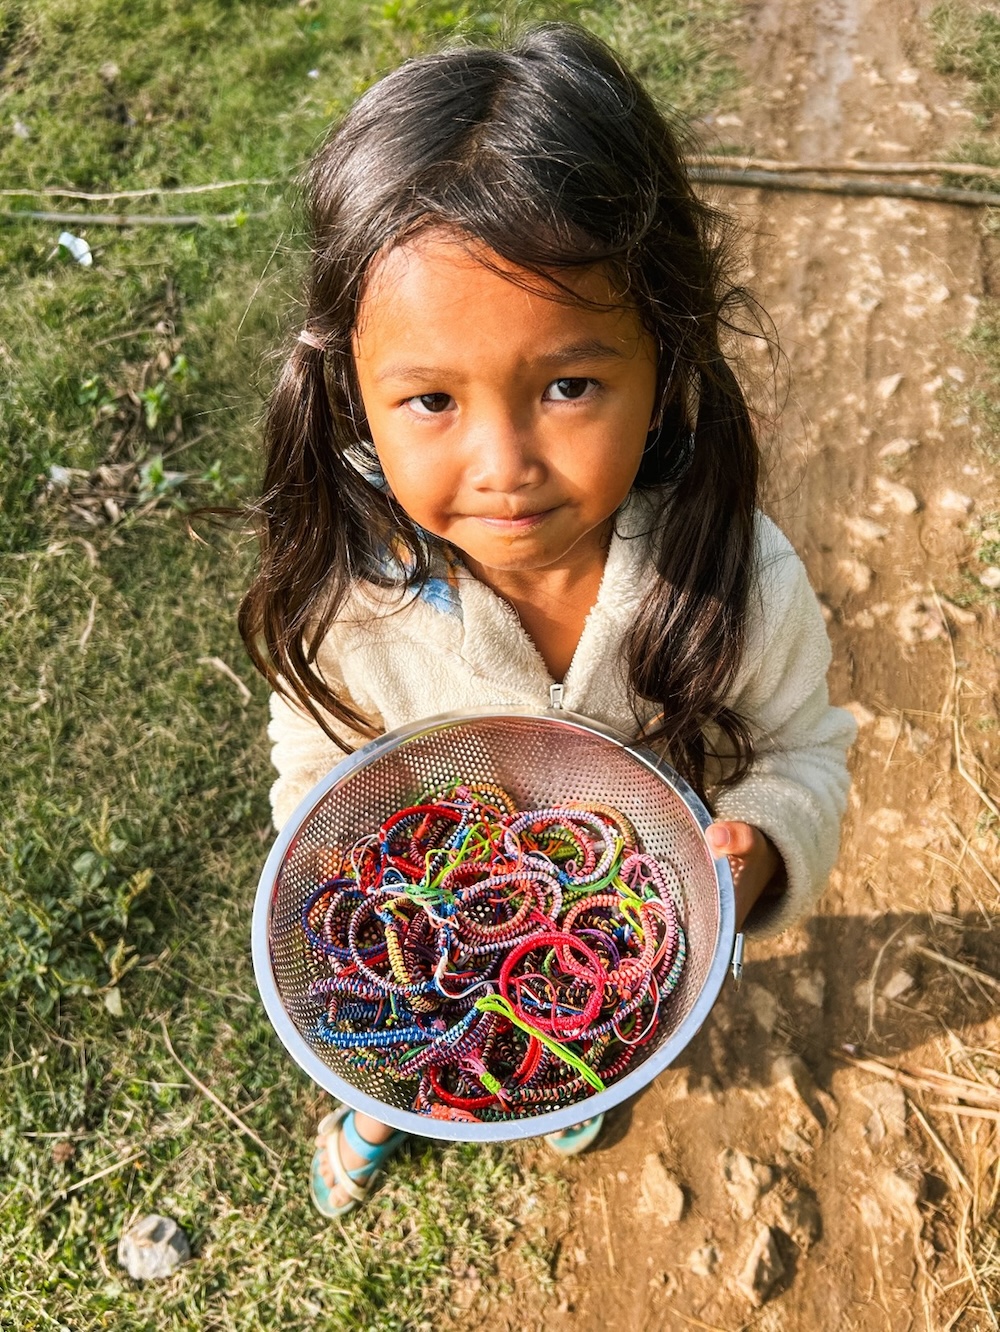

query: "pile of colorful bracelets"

left=301, top=781, right=687, bottom=1121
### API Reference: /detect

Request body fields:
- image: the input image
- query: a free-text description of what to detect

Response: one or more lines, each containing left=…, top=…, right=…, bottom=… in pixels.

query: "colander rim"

left=251, top=705, right=736, bottom=1142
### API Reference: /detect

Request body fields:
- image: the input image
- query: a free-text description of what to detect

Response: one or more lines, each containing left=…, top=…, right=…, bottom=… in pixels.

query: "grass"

left=0, top=1, right=738, bottom=1326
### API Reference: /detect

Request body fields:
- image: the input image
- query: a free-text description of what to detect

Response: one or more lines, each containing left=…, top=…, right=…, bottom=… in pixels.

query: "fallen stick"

left=160, top=1018, right=279, bottom=1161
left=690, top=154, right=1000, bottom=181
left=0, top=178, right=276, bottom=202
left=913, top=946, right=1000, bottom=994
left=688, top=167, right=1000, bottom=208
left=0, top=208, right=269, bottom=226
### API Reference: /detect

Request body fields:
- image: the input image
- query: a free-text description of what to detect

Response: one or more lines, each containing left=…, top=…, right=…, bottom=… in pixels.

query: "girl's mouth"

left=473, top=508, right=554, bottom=530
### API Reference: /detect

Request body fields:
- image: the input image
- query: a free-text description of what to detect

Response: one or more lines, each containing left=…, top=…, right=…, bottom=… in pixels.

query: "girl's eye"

left=544, top=377, right=597, bottom=401
left=408, top=393, right=453, bottom=415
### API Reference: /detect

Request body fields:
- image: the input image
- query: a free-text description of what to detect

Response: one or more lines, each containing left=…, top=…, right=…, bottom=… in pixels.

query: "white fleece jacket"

left=267, top=491, right=856, bottom=939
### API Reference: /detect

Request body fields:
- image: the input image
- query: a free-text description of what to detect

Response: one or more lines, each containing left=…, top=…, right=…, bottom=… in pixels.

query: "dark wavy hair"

left=239, top=22, right=766, bottom=796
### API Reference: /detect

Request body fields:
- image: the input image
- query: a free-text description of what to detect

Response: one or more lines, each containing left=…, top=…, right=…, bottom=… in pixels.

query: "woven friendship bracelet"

left=301, top=781, right=688, bottom=1120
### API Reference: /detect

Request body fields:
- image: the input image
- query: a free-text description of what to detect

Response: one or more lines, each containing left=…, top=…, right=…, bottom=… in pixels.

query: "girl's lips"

left=473, top=508, right=554, bottom=529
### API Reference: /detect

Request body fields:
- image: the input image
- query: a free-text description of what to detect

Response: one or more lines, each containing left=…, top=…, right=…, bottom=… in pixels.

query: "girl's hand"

left=706, top=821, right=786, bottom=930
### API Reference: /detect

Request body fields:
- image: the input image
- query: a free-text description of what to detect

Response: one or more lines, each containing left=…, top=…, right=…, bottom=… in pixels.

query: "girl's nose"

left=464, top=410, right=546, bottom=493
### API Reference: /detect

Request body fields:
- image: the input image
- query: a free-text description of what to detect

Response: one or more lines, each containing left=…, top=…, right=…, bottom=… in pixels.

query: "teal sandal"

left=543, top=1113, right=605, bottom=1156
left=310, top=1105, right=409, bottom=1219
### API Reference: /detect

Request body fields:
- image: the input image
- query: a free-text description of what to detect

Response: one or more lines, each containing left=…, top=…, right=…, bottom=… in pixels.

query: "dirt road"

left=494, top=2, right=1000, bottom=1328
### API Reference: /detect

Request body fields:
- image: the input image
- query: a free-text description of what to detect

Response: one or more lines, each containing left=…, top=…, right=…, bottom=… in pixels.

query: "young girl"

left=239, top=23, right=855, bottom=1218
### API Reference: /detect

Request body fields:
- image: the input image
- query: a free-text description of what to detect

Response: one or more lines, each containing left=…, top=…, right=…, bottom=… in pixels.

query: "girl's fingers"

left=706, top=820, right=758, bottom=859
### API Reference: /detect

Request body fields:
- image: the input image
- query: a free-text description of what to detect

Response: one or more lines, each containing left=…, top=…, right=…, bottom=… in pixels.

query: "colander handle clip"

left=731, top=932, right=745, bottom=990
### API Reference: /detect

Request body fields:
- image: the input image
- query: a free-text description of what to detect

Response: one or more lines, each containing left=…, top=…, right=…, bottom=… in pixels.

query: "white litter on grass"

left=58, top=232, right=93, bottom=267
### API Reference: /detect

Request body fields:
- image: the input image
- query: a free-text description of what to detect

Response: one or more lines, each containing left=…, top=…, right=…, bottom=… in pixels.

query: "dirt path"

left=489, top=3, right=1000, bottom=1329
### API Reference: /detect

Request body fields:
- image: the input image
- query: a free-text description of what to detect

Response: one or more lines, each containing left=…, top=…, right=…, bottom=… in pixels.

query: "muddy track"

left=486, top=2, right=1000, bottom=1329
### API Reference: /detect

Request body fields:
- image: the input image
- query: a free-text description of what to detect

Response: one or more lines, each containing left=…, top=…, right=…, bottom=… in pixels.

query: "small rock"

left=882, top=969, right=915, bottom=1000
left=638, top=1155, right=686, bottom=1225
left=720, top=1149, right=777, bottom=1219
left=870, top=807, right=904, bottom=834
left=737, top=1226, right=785, bottom=1306
left=118, top=1214, right=190, bottom=1282
left=979, top=566, right=1000, bottom=590
left=774, top=1187, right=822, bottom=1252
left=906, top=726, right=933, bottom=755
left=745, top=982, right=780, bottom=1033
left=878, top=437, right=917, bottom=458
left=13, top=118, right=31, bottom=140
left=882, top=1164, right=926, bottom=1218
left=771, top=1054, right=834, bottom=1130
left=933, top=488, right=974, bottom=515
left=844, top=516, right=889, bottom=543
left=793, top=970, right=825, bottom=1008
left=874, top=476, right=919, bottom=513
left=860, top=1083, right=907, bottom=1146
left=99, top=61, right=121, bottom=83
left=688, top=1243, right=721, bottom=1276
left=872, top=715, right=899, bottom=743
left=875, top=373, right=903, bottom=400
left=895, top=596, right=945, bottom=646
left=844, top=701, right=876, bottom=727
left=838, top=558, right=873, bottom=594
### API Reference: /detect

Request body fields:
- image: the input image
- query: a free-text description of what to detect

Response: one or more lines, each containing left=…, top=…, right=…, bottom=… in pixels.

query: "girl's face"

left=352, top=232, right=658, bottom=583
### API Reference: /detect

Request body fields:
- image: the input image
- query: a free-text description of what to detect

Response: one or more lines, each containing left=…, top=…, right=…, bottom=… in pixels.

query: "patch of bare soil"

left=482, top=2, right=1000, bottom=1329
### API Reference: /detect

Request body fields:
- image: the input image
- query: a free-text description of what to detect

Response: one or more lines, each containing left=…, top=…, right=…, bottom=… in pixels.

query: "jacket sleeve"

left=709, top=516, right=857, bottom=938
left=266, top=635, right=384, bottom=833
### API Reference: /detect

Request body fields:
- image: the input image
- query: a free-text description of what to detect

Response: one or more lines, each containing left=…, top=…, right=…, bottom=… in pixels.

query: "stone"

left=837, top=558, right=873, bottom=594
left=117, top=1214, right=191, bottom=1281
left=979, top=566, right=1000, bottom=590
left=895, top=595, right=945, bottom=645
left=844, top=516, right=889, bottom=543
left=719, top=1149, right=777, bottom=1219
left=793, top=970, right=825, bottom=1008
left=845, top=700, right=876, bottom=727
left=860, top=1083, right=907, bottom=1146
left=875, top=373, right=903, bottom=400
left=933, top=488, right=974, bottom=515
left=736, top=1226, right=785, bottom=1306
left=870, top=807, right=904, bottom=834
left=882, top=969, right=915, bottom=1001
left=774, top=1187, right=822, bottom=1252
left=688, top=1243, right=721, bottom=1276
left=638, top=1155, right=685, bottom=1225
left=878, top=437, right=917, bottom=458
left=874, top=476, right=919, bottom=514
left=771, top=1054, right=834, bottom=1129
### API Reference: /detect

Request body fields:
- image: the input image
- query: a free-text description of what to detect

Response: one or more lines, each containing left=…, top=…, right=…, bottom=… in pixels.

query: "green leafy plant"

left=4, top=805, right=154, bottom=1014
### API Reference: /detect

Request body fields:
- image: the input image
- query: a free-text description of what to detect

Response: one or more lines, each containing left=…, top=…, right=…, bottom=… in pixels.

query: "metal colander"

left=251, top=706, right=736, bottom=1142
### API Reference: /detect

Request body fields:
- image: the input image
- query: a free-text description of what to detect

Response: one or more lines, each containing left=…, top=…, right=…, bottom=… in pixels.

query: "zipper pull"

left=549, top=683, right=564, bottom=710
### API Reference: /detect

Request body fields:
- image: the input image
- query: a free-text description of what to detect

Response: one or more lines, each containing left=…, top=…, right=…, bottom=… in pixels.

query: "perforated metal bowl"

left=252, top=706, right=736, bottom=1142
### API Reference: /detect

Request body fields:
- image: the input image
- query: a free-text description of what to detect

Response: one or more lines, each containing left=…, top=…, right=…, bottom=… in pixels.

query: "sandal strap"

left=341, top=1110, right=408, bottom=1166
left=326, top=1117, right=372, bottom=1204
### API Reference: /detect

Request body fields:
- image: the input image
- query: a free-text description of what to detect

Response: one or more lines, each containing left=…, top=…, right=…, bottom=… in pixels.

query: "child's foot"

left=544, top=1113, right=605, bottom=1156
left=311, top=1107, right=408, bottom=1217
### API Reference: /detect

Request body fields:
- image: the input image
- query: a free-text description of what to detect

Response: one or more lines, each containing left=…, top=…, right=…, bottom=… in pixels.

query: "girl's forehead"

left=354, top=231, right=646, bottom=359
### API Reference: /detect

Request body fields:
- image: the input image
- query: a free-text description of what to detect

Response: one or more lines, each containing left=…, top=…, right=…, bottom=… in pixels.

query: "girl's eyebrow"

left=373, top=339, right=626, bottom=384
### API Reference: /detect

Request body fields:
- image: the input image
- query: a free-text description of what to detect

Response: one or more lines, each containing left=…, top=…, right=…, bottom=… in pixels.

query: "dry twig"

left=689, top=154, right=1000, bottom=181
left=159, top=1017, right=278, bottom=1161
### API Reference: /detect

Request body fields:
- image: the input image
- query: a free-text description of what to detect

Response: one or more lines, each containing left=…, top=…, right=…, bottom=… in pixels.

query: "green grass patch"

left=931, top=0, right=1000, bottom=121
left=2, top=0, right=739, bottom=1325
